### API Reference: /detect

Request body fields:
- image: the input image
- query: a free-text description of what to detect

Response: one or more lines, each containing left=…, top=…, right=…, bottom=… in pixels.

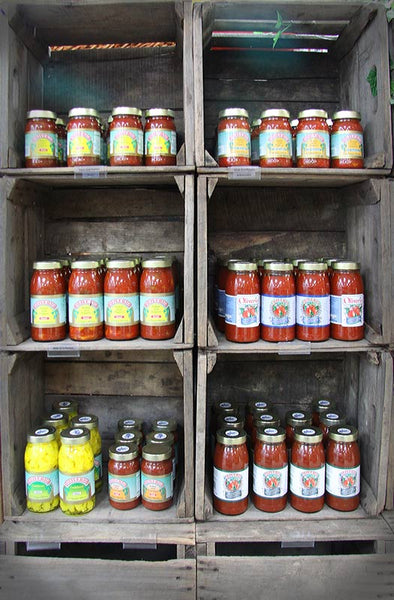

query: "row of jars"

left=214, top=259, right=364, bottom=343
left=216, top=108, right=364, bottom=169
left=25, top=107, right=177, bottom=168
left=30, top=257, right=179, bottom=342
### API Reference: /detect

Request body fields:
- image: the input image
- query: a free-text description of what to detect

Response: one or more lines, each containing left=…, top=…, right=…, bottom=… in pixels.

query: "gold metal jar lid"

left=216, top=428, right=247, bottom=446
left=118, top=418, right=143, bottom=432
left=319, top=257, right=340, bottom=268
left=328, top=425, right=358, bottom=443
left=111, top=106, right=142, bottom=117
left=257, top=259, right=280, bottom=268
left=109, top=443, right=139, bottom=461
left=146, top=431, right=175, bottom=446
left=60, top=427, right=90, bottom=445
left=286, top=410, right=312, bottom=427
left=41, top=413, right=68, bottom=428
left=33, top=261, right=62, bottom=270
left=256, top=426, right=286, bottom=444
left=27, top=110, right=57, bottom=120
left=55, top=118, right=65, bottom=126
left=312, top=399, right=336, bottom=414
left=263, top=261, right=293, bottom=272
left=27, top=426, right=56, bottom=444
left=260, top=109, right=290, bottom=120
left=142, top=442, right=172, bottom=461
left=298, top=261, right=328, bottom=272
left=332, top=110, right=361, bottom=121
left=332, top=261, right=360, bottom=271
left=251, top=118, right=262, bottom=128
left=219, top=108, right=249, bottom=120
left=298, top=109, right=328, bottom=120
left=52, top=400, right=79, bottom=415
left=248, top=400, right=272, bottom=414
left=227, top=261, right=257, bottom=272
left=152, top=418, right=177, bottom=433
left=145, top=108, right=175, bottom=119
left=115, top=430, right=143, bottom=445
left=68, top=108, right=100, bottom=119
left=141, top=258, right=172, bottom=269
left=294, top=426, right=323, bottom=444
left=254, top=413, right=281, bottom=428
left=320, top=411, right=346, bottom=427
left=214, top=400, right=238, bottom=414
left=217, top=415, right=244, bottom=430
left=106, top=260, right=136, bottom=269
left=291, top=258, right=310, bottom=268
left=71, top=414, right=99, bottom=431
left=71, top=260, right=99, bottom=270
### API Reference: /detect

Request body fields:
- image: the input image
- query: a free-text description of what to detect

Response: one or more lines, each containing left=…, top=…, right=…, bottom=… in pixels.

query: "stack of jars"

left=214, top=259, right=364, bottom=343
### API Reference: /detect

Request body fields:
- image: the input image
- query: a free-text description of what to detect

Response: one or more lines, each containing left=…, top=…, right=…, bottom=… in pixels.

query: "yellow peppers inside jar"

left=25, top=426, right=59, bottom=513
left=58, top=427, right=95, bottom=515
left=41, top=413, right=68, bottom=447
left=71, top=414, right=102, bottom=493
left=52, top=399, right=79, bottom=423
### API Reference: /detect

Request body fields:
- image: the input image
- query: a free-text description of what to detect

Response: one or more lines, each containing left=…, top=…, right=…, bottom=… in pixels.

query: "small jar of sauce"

left=213, top=429, right=249, bottom=515
left=217, top=108, right=251, bottom=167
left=25, top=110, right=58, bottom=168
left=252, top=413, right=281, bottom=448
left=331, top=111, right=363, bottom=169
left=253, top=426, right=288, bottom=512
left=326, top=425, right=360, bottom=511
left=144, top=108, right=177, bottom=166
left=290, top=426, right=325, bottom=513
left=109, top=106, right=143, bottom=166
left=141, top=443, right=173, bottom=510
left=104, top=259, right=139, bottom=340
left=30, top=261, right=67, bottom=342
left=296, top=109, right=330, bottom=168
left=330, top=261, right=364, bottom=341
left=108, top=443, right=140, bottom=510
left=259, top=109, right=292, bottom=168
left=115, top=430, right=143, bottom=456
left=68, top=260, right=104, bottom=341
left=140, top=259, right=175, bottom=340
left=67, top=108, right=101, bottom=167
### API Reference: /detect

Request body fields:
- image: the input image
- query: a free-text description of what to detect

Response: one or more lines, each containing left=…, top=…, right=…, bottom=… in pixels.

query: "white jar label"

left=330, top=294, right=364, bottom=327
left=261, top=294, right=295, bottom=327
left=253, top=463, right=288, bottom=498
left=290, top=463, right=325, bottom=498
left=296, top=294, right=330, bottom=327
left=225, top=293, right=260, bottom=328
left=213, top=466, right=249, bottom=501
left=326, top=463, right=360, bottom=498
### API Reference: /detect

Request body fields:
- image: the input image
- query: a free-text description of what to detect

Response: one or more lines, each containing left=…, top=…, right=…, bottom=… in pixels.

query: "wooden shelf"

left=2, top=336, right=193, bottom=353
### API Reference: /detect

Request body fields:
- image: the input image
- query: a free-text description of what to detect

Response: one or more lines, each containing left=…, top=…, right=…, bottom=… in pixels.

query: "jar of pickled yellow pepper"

left=25, top=426, right=59, bottom=513
left=52, top=399, right=78, bottom=423
left=71, top=414, right=102, bottom=493
left=41, top=413, right=68, bottom=447
left=58, top=428, right=95, bottom=515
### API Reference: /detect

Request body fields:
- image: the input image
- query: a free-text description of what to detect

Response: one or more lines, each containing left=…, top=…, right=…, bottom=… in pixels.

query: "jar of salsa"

left=146, top=431, right=176, bottom=482
left=25, top=426, right=59, bottom=513
left=319, top=411, right=347, bottom=446
left=253, top=426, right=288, bottom=512
left=296, top=262, right=330, bottom=341
left=30, top=261, right=67, bottom=342
left=261, top=261, right=295, bottom=342
left=259, top=109, right=292, bottom=168
left=104, top=259, right=139, bottom=340
left=214, top=259, right=228, bottom=332
left=25, top=110, right=58, bottom=168
left=109, top=107, right=143, bottom=166
left=115, top=430, right=143, bottom=456
left=68, top=261, right=103, bottom=341
left=59, top=427, right=95, bottom=515
left=251, top=119, right=261, bottom=165
left=326, top=425, right=360, bottom=511
left=108, top=443, right=140, bottom=510
left=225, top=261, right=260, bottom=343
left=213, top=429, right=249, bottom=515
left=71, top=414, right=103, bottom=493
left=144, top=108, right=177, bottom=166
left=312, top=399, right=337, bottom=427
left=331, top=111, right=363, bottom=169
left=140, top=259, right=175, bottom=340
left=41, top=413, right=68, bottom=447
left=141, top=443, right=173, bottom=510
left=55, top=118, right=67, bottom=166
left=217, top=108, right=251, bottom=167
left=285, top=410, right=312, bottom=449
left=245, top=400, right=272, bottom=435
left=331, top=261, right=364, bottom=341
left=67, top=108, right=101, bottom=167
left=52, top=399, right=78, bottom=423
left=252, top=413, right=281, bottom=448
left=153, top=254, right=180, bottom=322
left=118, top=418, right=143, bottom=433
left=296, top=110, right=330, bottom=168
left=290, top=426, right=325, bottom=513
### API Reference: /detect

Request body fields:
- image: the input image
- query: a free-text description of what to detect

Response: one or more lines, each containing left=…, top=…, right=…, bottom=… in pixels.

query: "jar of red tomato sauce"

left=261, top=261, right=295, bottom=342
left=141, top=443, right=173, bottom=511
left=252, top=413, right=281, bottom=448
left=55, top=118, right=67, bottom=166
left=253, top=426, right=288, bottom=512
left=259, top=109, right=292, bottom=168
left=115, top=430, right=143, bottom=456
left=285, top=410, right=312, bottom=449
left=140, top=259, right=175, bottom=340
left=25, top=110, right=58, bottom=168
left=331, top=111, right=363, bottom=169
left=108, top=443, right=140, bottom=510
left=30, top=261, right=67, bottom=342
left=296, top=262, right=330, bottom=342
left=67, top=108, right=101, bottom=167
left=320, top=411, right=347, bottom=446
left=217, top=414, right=245, bottom=433
left=68, top=261, right=103, bottom=341
left=296, top=110, right=330, bottom=168
left=213, top=429, right=249, bottom=515
left=144, top=109, right=177, bottom=166
left=217, top=108, right=251, bottom=167
left=153, top=254, right=180, bottom=322
left=104, top=259, right=139, bottom=340
left=330, top=261, right=364, bottom=341
left=146, top=431, right=176, bottom=483
left=312, top=399, right=337, bottom=427
left=326, top=425, right=360, bottom=511
left=290, top=426, right=325, bottom=513
left=225, top=261, right=260, bottom=343
left=251, top=119, right=261, bottom=165
left=109, top=107, right=143, bottom=166
left=245, top=400, right=272, bottom=435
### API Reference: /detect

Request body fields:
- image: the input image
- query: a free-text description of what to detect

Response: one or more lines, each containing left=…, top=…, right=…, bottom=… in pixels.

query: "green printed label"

left=25, top=469, right=59, bottom=502
left=141, top=473, right=173, bottom=503
left=59, top=469, right=95, bottom=504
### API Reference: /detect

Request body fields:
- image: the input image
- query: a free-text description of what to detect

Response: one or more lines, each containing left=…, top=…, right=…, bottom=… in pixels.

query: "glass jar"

left=56, top=118, right=67, bottom=166
left=213, top=429, right=249, bottom=515
left=258, top=109, right=292, bottom=167
left=41, top=413, right=68, bottom=447
left=52, top=399, right=79, bottom=423
left=140, top=259, right=175, bottom=340
left=296, top=109, right=330, bottom=168
left=109, top=106, right=143, bottom=166
left=261, top=261, right=295, bottom=342
left=146, top=431, right=176, bottom=482
left=312, top=399, right=337, bottom=427
left=68, top=260, right=104, bottom=341
left=252, top=413, right=281, bottom=448
left=58, top=427, right=95, bottom=515
left=71, top=415, right=102, bottom=493
left=320, top=257, right=340, bottom=278
left=153, top=254, right=180, bottom=321
left=290, top=426, right=325, bottom=513
left=292, top=258, right=310, bottom=280
left=152, top=418, right=179, bottom=467
left=25, top=110, right=58, bottom=168
left=118, top=418, right=143, bottom=433
left=108, top=443, right=140, bottom=510
left=30, top=261, right=67, bottom=342
left=115, top=430, right=143, bottom=456
left=319, top=411, right=347, bottom=447
left=217, top=108, right=251, bottom=167
left=285, top=410, right=312, bottom=449
left=253, top=426, right=288, bottom=512
left=331, top=261, right=364, bottom=341
left=144, top=108, right=177, bottom=166
left=141, top=443, right=173, bottom=510
left=25, top=426, right=59, bottom=513
left=296, top=262, right=330, bottom=341
left=104, top=259, right=139, bottom=340
left=326, top=425, right=360, bottom=511
left=67, top=108, right=101, bottom=166
left=245, top=400, right=272, bottom=435
left=217, top=414, right=245, bottom=433
left=331, top=111, right=363, bottom=169
left=225, top=261, right=260, bottom=343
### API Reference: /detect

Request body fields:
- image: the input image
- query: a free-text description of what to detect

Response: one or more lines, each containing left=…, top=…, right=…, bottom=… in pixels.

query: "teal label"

left=140, top=292, right=175, bottom=326
left=218, top=129, right=250, bottom=159
left=59, top=469, right=95, bottom=503
left=296, top=130, right=329, bottom=160
left=25, top=469, right=59, bottom=502
left=259, top=129, right=292, bottom=159
left=25, top=131, right=57, bottom=159
left=67, top=129, right=101, bottom=158
left=110, top=127, right=143, bottom=157
left=31, top=294, right=67, bottom=327
left=104, top=293, right=139, bottom=326
left=141, top=473, right=173, bottom=503
left=145, top=129, right=176, bottom=157
left=108, top=470, right=140, bottom=503
left=331, top=131, right=363, bottom=160
left=69, top=294, right=103, bottom=326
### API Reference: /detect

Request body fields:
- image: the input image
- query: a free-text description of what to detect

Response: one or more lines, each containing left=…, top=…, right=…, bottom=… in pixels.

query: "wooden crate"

left=193, top=1, right=392, bottom=172
left=196, top=176, right=393, bottom=348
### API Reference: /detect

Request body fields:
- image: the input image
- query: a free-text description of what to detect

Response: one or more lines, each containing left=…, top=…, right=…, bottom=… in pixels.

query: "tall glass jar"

left=296, top=262, right=330, bottom=341
left=312, top=399, right=337, bottom=427
left=253, top=426, right=288, bottom=512
left=41, top=413, right=68, bottom=447
left=330, top=261, right=364, bottom=341
left=290, top=426, right=325, bottom=513
left=52, top=399, right=79, bottom=423
left=144, top=109, right=177, bottom=166
left=217, top=108, right=251, bottom=167
left=104, top=259, right=139, bottom=340
left=213, top=429, right=249, bottom=515
left=319, top=411, right=347, bottom=447
left=261, top=261, right=295, bottom=342
left=30, top=261, right=67, bottom=342
left=58, top=427, right=95, bottom=515
left=68, top=260, right=104, bottom=341
left=225, top=261, right=260, bottom=343
left=109, top=107, right=143, bottom=166
left=326, top=425, right=360, bottom=511
left=25, top=426, right=59, bottom=513
left=285, top=410, right=312, bottom=449
left=140, top=259, right=175, bottom=340
left=71, top=415, right=103, bottom=493
left=25, top=110, right=58, bottom=168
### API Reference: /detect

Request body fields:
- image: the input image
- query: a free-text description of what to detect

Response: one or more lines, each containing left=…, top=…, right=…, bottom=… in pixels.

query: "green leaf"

left=387, top=8, right=394, bottom=22
left=272, top=23, right=291, bottom=48
left=366, top=66, right=377, bottom=97
left=275, top=10, right=283, bottom=30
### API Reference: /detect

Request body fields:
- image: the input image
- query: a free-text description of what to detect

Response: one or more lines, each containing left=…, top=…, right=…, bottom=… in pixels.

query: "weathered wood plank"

left=194, top=1, right=205, bottom=166
left=195, top=352, right=209, bottom=521
left=197, top=177, right=208, bottom=346
left=182, top=350, right=194, bottom=518
left=183, top=175, right=194, bottom=344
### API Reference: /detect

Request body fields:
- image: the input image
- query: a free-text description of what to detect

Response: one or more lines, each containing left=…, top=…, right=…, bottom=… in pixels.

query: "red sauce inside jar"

left=108, top=443, right=140, bottom=510
left=104, top=259, right=139, bottom=340
left=296, top=262, right=330, bottom=341
left=144, top=109, right=177, bottom=166
left=258, top=109, right=292, bottom=168
left=330, top=261, right=364, bottom=341
left=30, top=261, right=67, bottom=341
left=25, top=110, right=58, bottom=168
left=67, top=108, right=101, bottom=167
left=312, top=399, right=336, bottom=427
left=261, top=262, right=295, bottom=342
left=285, top=410, right=312, bottom=449
left=245, top=400, right=272, bottom=436
left=326, top=425, right=360, bottom=511
left=217, top=108, right=251, bottom=167
left=225, top=261, right=260, bottom=343
left=290, top=427, right=325, bottom=513
left=296, top=110, right=330, bottom=168
left=68, top=260, right=103, bottom=341
left=213, top=429, right=249, bottom=515
left=141, top=443, right=173, bottom=510
left=320, top=411, right=347, bottom=447
left=140, top=259, right=175, bottom=340
left=331, top=111, right=364, bottom=169
left=146, top=431, right=176, bottom=481
left=109, top=107, right=143, bottom=166
left=253, top=427, right=288, bottom=512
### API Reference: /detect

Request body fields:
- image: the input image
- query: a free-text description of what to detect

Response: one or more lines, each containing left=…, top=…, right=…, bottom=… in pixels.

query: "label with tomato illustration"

left=69, top=294, right=103, bottom=326
left=31, top=294, right=67, bottom=327
left=296, top=130, right=329, bottom=159
left=296, top=294, right=330, bottom=327
left=67, top=129, right=101, bottom=158
left=110, top=127, right=143, bottom=157
left=145, top=129, right=177, bottom=157
left=25, top=131, right=58, bottom=159
left=140, top=293, right=175, bottom=326
left=104, top=293, right=140, bottom=326
left=331, top=131, right=363, bottom=160
left=290, top=463, right=325, bottom=498
left=330, top=294, right=364, bottom=327
left=141, top=473, right=173, bottom=503
left=259, top=129, right=292, bottom=159
left=218, top=129, right=251, bottom=158
left=225, top=293, right=260, bottom=328
left=213, top=466, right=249, bottom=501
left=253, top=464, right=288, bottom=498
left=108, top=471, right=140, bottom=503
left=326, top=463, right=360, bottom=498
left=261, top=294, right=295, bottom=327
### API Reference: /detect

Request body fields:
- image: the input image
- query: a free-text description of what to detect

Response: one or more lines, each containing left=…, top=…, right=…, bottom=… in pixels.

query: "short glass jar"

left=296, top=109, right=330, bottom=168
left=25, top=110, right=58, bottom=168
left=144, top=108, right=177, bottom=166
left=259, top=109, right=292, bottom=167
left=141, top=443, right=173, bottom=510
left=331, top=111, right=363, bottom=169
left=217, top=108, right=251, bottom=167
left=67, top=108, right=101, bottom=167
left=109, top=107, right=143, bottom=166
left=108, top=443, right=140, bottom=510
